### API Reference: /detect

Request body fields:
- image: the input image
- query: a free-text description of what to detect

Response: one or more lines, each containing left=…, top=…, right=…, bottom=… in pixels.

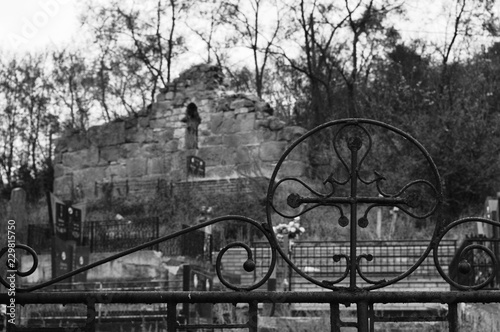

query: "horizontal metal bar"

left=374, top=316, right=447, bottom=322
left=5, top=291, right=500, bottom=305
left=178, top=324, right=249, bottom=329
left=297, top=196, right=406, bottom=206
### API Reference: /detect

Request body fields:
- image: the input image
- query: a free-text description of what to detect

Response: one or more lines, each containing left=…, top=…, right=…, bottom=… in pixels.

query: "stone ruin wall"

left=53, top=64, right=309, bottom=201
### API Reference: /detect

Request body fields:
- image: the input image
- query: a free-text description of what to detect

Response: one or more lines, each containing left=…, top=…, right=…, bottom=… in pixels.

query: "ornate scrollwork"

left=433, top=217, right=500, bottom=290
left=266, top=119, right=443, bottom=290
left=0, top=216, right=277, bottom=292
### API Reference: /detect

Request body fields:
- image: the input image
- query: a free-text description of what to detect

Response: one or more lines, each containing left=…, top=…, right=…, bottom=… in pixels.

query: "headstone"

left=187, top=156, right=205, bottom=178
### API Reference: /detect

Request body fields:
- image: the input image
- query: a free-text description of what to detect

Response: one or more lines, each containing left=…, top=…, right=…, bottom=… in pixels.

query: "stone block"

left=138, top=116, right=150, bottom=128
left=279, top=161, right=308, bottom=177
left=173, top=128, right=185, bottom=139
left=223, top=133, right=261, bottom=147
left=126, top=158, right=148, bottom=178
left=124, top=117, right=138, bottom=129
left=268, top=116, right=286, bottom=131
left=153, top=128, right=174, bottom=143
left=53, top=164, right=67, bottom=178
left=173, top=93, right=187, bottom=106
left=141, top=144, right=165, bottom=158
left=230, top=98, right=254, bottom=109
left=205, top=166, right=237, bottom=179
left=53, top=175, right=73, bottom=200
left=151, top=101, right=173, bottom=119
left=259, top=141, right=287, bottom=162
left=164, top=140, right=179, bottom=153
left=99, top=146, right=124, bottom=164
left=278, top=126, right=307, bottom=142
left=105, top=164, right=127, bottom=178
left=210, top=113, right=224, bottom=134
left=220, top=116, right=236, bottom=134
left=236, top=112, right=256, bottom=132
left=199, top=135, right=223, bottom=147
left=255, top=101, right=273, bottom=115
left=198, top=146, right=236, bottom=167
left=147, top=157, right=171, bottom=175
left=235, top=147, right=251, bottom=164
left=121, top=143, right=142, bottom=159
left=150, top=118, right=168, bottom=129
left=64, top=131, right=91, bottom=152
left=88, top=121, right=125, bottom=147
left=125, top=127, right=148, bottom=143
left=62, top=148, right=97, bottom=168
left=287, top=142, right=309, bottom=162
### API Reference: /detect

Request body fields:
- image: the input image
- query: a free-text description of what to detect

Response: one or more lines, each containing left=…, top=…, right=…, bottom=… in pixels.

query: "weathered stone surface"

left=199, top=135, right=223, bottom=147
left=153, top=128, right=174, bottom=143
left=230, top=98, right=254, bottom=109
left=223, top=132, right=261, bottom=147
left=54, top=175, right=73, bottom=199
left=278, top=126, right=307, bottom=142
left=255, top=101, right=273, bottom=115
left=205, top=165, right=237, bottom=179
left=235, top=147, right=252, bottom=164
left=138, top=116, right=150, bottom=128
left=164, top=140, right=179, bottom=152
left=53, top=164, right=67, bottom=178
left=149, top=118, right=168, bottom=129
left=287, top=142, right=308, bottom=161
left=125, top=127, right=147, bottom=143
left=268, top=116, right=286, bottom=131
left=198, top=146, right=236, bottom=167
left=219, top=114, right=236, bottom=134
left=62, top=147, right=98, bottom=168
left=105, top=164, right=127, bottom=178
left=53, top=64, right=308, bottom=199
left=236, top=112, right=256, bottom=132
left=210, top=113, right=224, bottom=134
left=151, top=102, right=173, bottom=119
left=259, top=141, right=287, bottom=162
left=124, top=117, right=138, bottom=129
left=279, top=161, right=308, bottom=177
left=60, top=131, right=90, bottom=152
left=147, top=157, right=171, bottom=175
left=126, top=158, right=147, bottom=177
left=88, top=121, right=125, bottom=147
left=121, top=143, right=142, bottom=159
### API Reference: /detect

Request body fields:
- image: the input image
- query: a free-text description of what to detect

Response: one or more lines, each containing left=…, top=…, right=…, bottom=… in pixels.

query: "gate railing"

left=253, top=239, right=458, bottom=291
left=3, top=118, right=500, bottom=332
left=449, top=236, right=500, bottom=289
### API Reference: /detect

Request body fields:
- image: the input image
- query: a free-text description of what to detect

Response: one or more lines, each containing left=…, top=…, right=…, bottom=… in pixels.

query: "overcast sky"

left=0, top=0, right=79, bottom=53
left=0, top=1, right=499, bottom=58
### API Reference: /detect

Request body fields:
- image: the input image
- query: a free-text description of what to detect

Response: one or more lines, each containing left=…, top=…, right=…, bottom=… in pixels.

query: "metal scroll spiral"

left=433, top=217, right=500, bottom=290
left=267, top=118, right=443, bottom=290
left=0, top=216, right=278, bottom=292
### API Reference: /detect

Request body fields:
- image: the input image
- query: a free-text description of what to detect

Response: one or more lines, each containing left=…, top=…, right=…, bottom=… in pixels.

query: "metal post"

left=448, top=303, right=459, bottom=332
left=182, top=265, right=191, bottom=325
left=86, top=298, right=96, bottom=332
left=331, top=303, right=342, bottom=332
left=167, top=302, right=177, bottom=332
left=357, top=301, right=370, bottom=332
left=349, top=137, right=361, bottom=289
left=248, top=301, right=258, bottom=332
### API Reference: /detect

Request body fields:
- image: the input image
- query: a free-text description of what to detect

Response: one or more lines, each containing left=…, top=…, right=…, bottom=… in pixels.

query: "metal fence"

left=253, top=239, right=457, bottom=290
left=7, top=118, right=500, bottom=332
left=88, top=217, right=160, bottom=252
left=27, top=218, right=209, bottom=259
left=449, top=236, right=500, bottom=289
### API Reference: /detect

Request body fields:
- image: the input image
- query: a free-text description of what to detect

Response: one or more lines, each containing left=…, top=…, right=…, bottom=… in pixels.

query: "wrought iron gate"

left=2, top=118, right=500, bottom=331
